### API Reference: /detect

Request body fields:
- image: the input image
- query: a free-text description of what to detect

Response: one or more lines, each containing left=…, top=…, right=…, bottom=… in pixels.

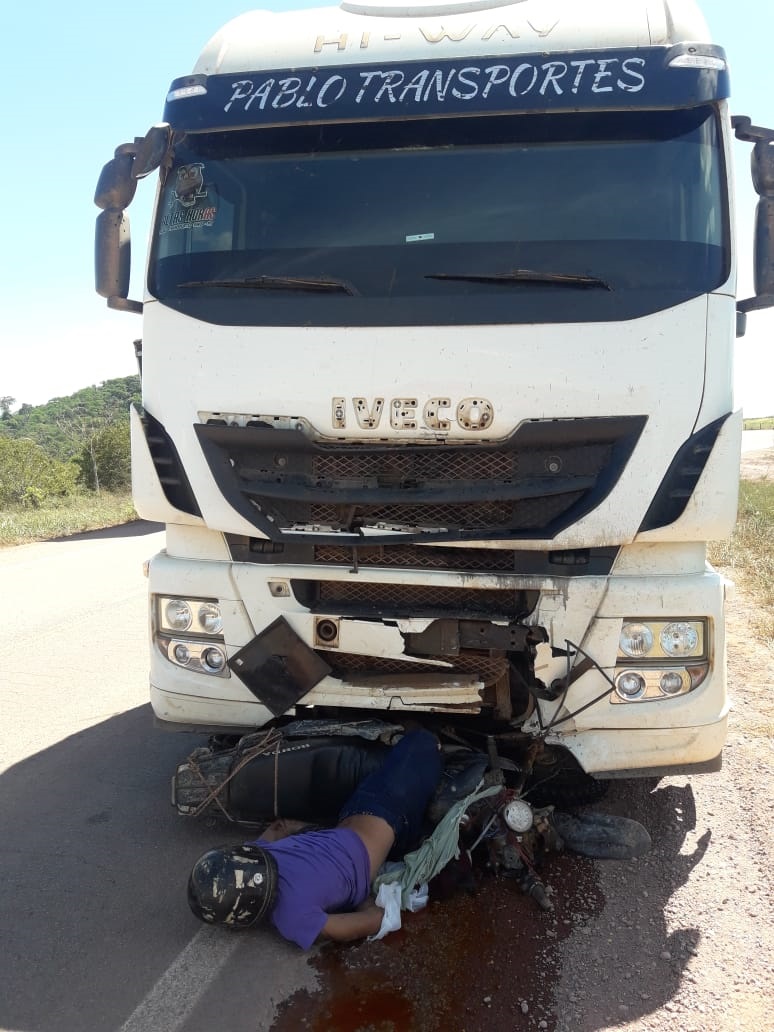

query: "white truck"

left=95, top=0, right=774, bottom=791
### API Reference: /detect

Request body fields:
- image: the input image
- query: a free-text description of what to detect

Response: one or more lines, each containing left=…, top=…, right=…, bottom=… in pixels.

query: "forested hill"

left=0, top=376, right=141, bottom=462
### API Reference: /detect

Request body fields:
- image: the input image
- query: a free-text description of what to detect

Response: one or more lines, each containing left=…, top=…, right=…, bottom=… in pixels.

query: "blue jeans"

left=338, top=729, right=443, bottom=852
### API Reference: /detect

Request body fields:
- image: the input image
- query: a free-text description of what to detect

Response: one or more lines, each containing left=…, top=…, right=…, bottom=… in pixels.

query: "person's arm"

left=320, top=903, right=385, bottom=943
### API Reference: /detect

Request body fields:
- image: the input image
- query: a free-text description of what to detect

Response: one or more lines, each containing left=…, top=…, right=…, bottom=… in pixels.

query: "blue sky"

left=2, top=0, right=772, bottom=415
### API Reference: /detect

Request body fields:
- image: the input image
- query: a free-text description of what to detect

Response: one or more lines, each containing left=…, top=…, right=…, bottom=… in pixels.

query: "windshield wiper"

left=425, top=269, right=612, bottom=290
left=178, top=274, right=357, bottom=295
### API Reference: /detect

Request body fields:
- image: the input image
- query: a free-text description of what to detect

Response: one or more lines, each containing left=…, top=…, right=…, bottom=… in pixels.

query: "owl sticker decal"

left=160, top=163, right=217, bottom=233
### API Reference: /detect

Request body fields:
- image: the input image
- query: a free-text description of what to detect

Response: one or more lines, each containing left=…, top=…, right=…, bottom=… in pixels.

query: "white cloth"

left=374, top=783, right=501, bottom=908
left=368, top=878, right=429, bottom=940
left=367, top=784, right=501, bottom=940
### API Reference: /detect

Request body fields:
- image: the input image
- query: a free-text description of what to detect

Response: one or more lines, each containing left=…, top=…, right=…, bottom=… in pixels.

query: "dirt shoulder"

left=740, top=446, right=774, bottom=482
left=552, top=576, right=774, bottom=1032
left=552, top=451, right=773, bottom=1030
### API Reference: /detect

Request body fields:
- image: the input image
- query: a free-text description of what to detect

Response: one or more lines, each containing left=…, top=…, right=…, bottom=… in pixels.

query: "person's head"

left=187, top=843, right=279, bottom=929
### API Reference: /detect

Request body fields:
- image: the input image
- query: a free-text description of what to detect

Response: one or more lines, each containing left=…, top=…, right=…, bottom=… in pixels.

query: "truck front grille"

left=196, top=415, right=645, bottom=545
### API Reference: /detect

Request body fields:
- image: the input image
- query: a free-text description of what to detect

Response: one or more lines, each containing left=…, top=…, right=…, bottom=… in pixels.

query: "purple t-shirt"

left=254, top=827, right=371, bottom=950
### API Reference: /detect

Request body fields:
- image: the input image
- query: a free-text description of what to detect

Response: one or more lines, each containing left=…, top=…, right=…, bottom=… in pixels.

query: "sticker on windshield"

left=160, top=163, right=218, bottom=233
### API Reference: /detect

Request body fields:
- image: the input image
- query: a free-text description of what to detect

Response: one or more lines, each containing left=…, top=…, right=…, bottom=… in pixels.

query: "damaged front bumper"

left=148, top=543, right=728, bottom=779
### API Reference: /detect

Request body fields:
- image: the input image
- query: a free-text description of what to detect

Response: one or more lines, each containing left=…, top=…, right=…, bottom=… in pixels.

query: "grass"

left=0, top=492, right=137, bottom=546
left=743, top=417, right=774, bottom=430
left=709, top=479, right=774, bottom=643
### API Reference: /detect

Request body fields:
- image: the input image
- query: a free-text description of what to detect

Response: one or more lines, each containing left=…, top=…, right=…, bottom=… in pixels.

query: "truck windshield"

left=149, top=106, right=727, bottom=327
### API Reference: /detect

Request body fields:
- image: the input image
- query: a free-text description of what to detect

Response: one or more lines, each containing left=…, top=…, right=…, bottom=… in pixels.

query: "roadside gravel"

left=552, top=450, right=774, bottom=1031
left=552, top=579, right=774, bottom=1031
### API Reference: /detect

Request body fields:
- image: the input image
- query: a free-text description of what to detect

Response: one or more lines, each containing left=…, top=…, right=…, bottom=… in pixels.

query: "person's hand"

left=260, top=818, right=310, bottom=842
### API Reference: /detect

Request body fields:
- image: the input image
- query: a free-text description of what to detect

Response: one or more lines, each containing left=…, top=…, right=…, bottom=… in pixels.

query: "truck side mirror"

left=733, top=119, right=774, bottom=313
left=94, top=150, right=138, bottom=211
left=751, top=142, right=774, bottom=302
left=94, top=141, right=143, bottom=314
left=753, top=197, right=774, bottom=302
left=95, top=209, right=142, bottom=314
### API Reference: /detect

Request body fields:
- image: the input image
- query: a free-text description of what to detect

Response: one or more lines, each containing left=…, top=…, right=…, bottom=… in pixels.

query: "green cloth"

left=373, top=783, right=501, bottom=909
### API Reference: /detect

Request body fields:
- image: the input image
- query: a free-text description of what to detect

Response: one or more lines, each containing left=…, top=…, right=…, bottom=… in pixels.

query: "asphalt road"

left=2, top=519, right=770, bottom=1032
left=0, top=521, right=315, bottom=1032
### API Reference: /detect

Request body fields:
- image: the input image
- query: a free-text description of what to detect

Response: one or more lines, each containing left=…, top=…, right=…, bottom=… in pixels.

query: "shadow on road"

left=0, top=709, right=716, bottom=1032
left=0, top=707, right=208, bottom=1032
left=550, top=777, right=711, bottom=1032
left=52, top=519, right=164, bottom=543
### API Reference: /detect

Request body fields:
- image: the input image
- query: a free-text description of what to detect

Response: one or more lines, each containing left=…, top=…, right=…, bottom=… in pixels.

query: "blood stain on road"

left=274, top=853, right=602, bottom=1032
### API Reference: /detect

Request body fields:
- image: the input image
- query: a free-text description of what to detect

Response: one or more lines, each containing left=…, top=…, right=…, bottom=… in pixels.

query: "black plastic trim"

left=140, top=406, right=201, bottom=517
left=225, top=535, right=619, bottom=577
left=638, top=414, right=729, bottom=532
left=196, top=416, right=646, bottom=545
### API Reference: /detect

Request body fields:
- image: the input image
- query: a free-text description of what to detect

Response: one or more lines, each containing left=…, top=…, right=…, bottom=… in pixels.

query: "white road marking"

left=117, top=929, right=241, bottom=1032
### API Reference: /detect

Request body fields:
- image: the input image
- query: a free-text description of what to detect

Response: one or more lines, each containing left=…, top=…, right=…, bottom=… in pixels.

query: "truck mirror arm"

left=731, top=116, right=774, bottom=144
left=94, top=126, right=171, bottom=316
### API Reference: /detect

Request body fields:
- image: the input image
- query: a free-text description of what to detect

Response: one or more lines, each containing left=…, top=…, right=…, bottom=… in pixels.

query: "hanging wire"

left=539, top=638, right=616, bottom=736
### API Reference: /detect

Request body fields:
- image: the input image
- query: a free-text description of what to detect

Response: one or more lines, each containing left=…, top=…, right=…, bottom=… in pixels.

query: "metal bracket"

left=732, top=116, right=774, bottom=144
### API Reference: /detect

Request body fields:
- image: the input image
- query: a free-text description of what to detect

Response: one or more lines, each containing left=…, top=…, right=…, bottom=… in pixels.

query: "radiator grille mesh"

left=309, top=493, right=582, bottom=531
left=313, top=544, right=517, bottom=572
left=320, top=651, right=507, bottom=687
left=314, top=581, right=523, bottom=616
left=313, top=450, right=516, bottom=481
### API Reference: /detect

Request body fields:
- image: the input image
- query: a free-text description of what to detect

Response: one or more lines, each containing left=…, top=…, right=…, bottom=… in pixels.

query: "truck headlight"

left=158, top=596, right=223, bottom=636
left=165, top=599, right=192, bottom=632
left=173, top=643, right=192, bottom=665
left=159, top=637, right=230, bottom=678
left=198, top=602, right=223, bottom=635
left=614, top=618, right=708, bottom=703
left=659, top=671, right=685, bottom=695
left=659, top=622, right=700, bottom=658
left=618, top=619, right=705, bottom=661
left=619, top=623, right=654, bottom=658
left=153, top=595, right=229, bottom=678
left=202, top=646, right=226, bottom=673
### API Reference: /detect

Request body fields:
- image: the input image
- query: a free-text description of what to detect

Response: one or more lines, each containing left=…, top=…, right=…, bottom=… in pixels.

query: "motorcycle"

left=172, top=718, right=651, bottom=911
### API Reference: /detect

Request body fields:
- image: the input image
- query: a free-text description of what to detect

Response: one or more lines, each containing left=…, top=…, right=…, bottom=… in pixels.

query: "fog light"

left=166, top=599, right=192, bottom=632
left=620, top=623, right=654, bottom=658
left=174, top=643, right=192, bottom=665
left=615, top=671, right=646, bottom=700
left=201, top=646, right=226, bottom=673
left=659, top=671, right=685, bottom=696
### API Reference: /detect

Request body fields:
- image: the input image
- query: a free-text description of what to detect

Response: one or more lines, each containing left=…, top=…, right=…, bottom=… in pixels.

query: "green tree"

left=0, top=396, right=15, bottom=419
left=0, top=376, right=140, bottom=462
left=75, top=419, right=131, bottom=492
left=0, top=437, right=77, bottom=507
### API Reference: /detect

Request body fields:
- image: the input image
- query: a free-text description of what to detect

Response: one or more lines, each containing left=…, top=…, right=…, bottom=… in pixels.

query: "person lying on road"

left=187, top=728, right=443, bottom=948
